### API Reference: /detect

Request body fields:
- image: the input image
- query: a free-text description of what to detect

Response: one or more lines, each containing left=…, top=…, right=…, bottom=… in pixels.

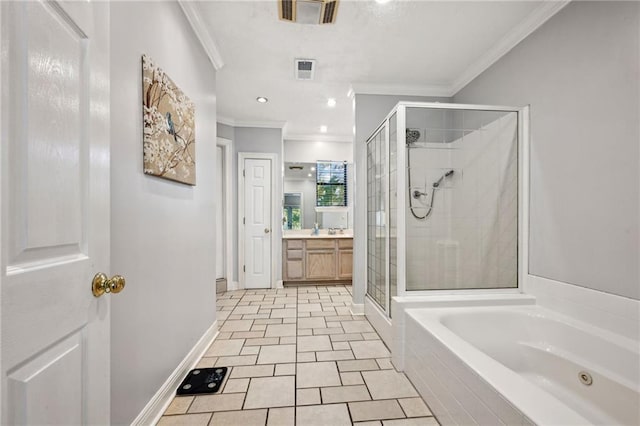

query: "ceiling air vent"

left=279, top=0, right=295, bottom=22
left=295, top=59, right=315, bottom=80
left=321, top=0, right=338, bottom=24
left=278, top=0, right=339, bottom=25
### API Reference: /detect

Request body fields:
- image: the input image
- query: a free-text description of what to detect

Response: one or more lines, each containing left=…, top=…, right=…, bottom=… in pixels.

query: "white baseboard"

left=350, top=303, right=365, bottom=316
left=131, top=321, right=219, bottom=426
left=227, top=281, right=239, bottom=291
left=275, top=280, right=284, bottom=289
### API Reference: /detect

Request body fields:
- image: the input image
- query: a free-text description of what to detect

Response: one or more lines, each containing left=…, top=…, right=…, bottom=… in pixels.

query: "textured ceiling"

left=198, top=0, right=545, bottom=139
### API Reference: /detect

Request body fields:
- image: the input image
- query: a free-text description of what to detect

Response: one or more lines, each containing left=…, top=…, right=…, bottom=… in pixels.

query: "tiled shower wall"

left=405, top=112, right=518, bottom=290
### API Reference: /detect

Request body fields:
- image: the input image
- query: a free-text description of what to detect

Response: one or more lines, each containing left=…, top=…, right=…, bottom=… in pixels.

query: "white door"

left=1, top=1, right=111, bottom=424
left=243, top=158, right=272, bottom=288
left=215, top=146, right=225, bottom=280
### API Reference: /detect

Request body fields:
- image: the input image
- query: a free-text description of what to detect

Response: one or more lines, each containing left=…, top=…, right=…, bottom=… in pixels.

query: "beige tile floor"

left=159, top=285, right=440, bottom=426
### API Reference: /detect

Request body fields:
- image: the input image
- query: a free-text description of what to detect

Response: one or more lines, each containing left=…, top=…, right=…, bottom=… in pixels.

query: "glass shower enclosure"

left=366, top=102, right=529, bottom=318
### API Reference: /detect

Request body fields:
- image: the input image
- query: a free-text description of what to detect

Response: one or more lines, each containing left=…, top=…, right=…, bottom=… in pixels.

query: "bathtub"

left=402, top=305, right=640, bottom=425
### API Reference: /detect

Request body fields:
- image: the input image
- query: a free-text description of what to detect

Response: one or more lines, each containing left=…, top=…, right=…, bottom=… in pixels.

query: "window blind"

left=316, top=161, right=347, bottom=207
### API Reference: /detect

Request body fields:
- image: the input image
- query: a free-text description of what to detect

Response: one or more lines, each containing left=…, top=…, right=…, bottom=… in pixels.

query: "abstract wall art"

left=142, top=54, right=196, bottom=185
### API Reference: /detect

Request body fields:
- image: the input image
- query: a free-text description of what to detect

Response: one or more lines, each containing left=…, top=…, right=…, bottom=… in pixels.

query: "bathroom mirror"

left=284, top=161, right=353, bottom=230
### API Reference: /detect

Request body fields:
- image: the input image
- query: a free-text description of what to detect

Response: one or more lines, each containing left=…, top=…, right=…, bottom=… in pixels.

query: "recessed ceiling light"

left=308, top=173, right=313, bottom=177
left=256, top=96, right=268, bottom=103
left=311, top=167, right=316, bottom=171
left=320, top=125, right=327, bottom=133
left=327, top=98, right=336, bottom=107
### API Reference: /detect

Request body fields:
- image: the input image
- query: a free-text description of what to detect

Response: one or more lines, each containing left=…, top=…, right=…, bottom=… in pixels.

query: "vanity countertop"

left=283, top=230, right=353, bottom=239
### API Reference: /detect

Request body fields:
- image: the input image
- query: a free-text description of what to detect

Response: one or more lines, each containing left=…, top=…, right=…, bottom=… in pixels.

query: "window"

left=316, top=161, right=347, bottom=207
left=283, top=193, right=302, bottom=230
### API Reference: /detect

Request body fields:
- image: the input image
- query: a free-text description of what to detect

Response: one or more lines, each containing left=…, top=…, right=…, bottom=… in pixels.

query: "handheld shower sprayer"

left=409, top=169, right=456, bottom=219
left=432, top=169, right=455, bottom=188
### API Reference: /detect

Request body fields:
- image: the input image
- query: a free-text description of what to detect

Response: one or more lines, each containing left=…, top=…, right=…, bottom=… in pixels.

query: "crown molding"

left=449, top=0, right=571, bottom=95
left=349, top=83, right=452, bottom=98
left=284, top=134, right=354, bottom=143
left=216, top=115, right=235, bottom=127
left=216, top=115, right=287, bottom=129
left=235, top=120, right=287, bottom=129
left=178, top=1, right=225, bottom=70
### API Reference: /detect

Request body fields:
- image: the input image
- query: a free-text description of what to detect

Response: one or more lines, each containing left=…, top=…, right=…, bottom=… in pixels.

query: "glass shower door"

left=366, top=124, right=387, bottom=311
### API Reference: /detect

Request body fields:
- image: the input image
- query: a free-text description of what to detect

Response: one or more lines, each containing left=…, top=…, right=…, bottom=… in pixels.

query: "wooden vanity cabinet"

left=337, top=239, right=353, bottom=279
left=283, top=238, right=353, bottom=283
left=284, top=239, right=304, bottom=280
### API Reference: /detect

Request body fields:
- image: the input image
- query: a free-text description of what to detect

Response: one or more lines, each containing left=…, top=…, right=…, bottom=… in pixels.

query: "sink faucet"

left=327, top=228, right=337, bottom=235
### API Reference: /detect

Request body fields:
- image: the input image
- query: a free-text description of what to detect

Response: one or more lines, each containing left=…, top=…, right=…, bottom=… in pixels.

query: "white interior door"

left=0, top=1, right=110, bottom=424
left=243, top=158, right=272, bottom=289
left=215, top=146, right=225, bottom=280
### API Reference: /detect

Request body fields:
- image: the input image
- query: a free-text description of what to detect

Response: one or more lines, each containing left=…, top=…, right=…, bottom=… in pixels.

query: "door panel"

left=1, top=1, right=110, bottom=424
left=8, top=332, right=83, bottom=425
left=243, top=158, right=272, bottom=288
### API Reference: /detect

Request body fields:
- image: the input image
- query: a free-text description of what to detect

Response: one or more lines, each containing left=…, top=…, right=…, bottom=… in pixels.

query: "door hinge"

left=243, top=217, right=245, bottom=225
left=243, top=265, right=246, bottom=272
left=242, top=169, right=245, bottom=177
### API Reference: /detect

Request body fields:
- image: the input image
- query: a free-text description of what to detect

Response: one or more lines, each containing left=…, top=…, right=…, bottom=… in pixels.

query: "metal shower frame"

left=364, top=101, right=531, bottom=318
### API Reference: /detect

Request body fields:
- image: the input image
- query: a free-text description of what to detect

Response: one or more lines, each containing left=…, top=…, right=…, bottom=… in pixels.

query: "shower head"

left=432, top=169, right=455, bottom=188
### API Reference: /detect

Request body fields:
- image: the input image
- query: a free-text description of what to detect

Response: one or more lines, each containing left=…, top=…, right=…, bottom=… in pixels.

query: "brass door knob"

left=264, top=228, right=270, bottom=233
left=92, top=273, right=126, bottom=297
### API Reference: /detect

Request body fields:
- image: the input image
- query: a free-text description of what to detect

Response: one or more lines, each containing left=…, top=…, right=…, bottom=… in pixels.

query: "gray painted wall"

left=110, top=2, right=217, bottom=423
left=217, top=122, right=234, bottom=140
left=454, top=1, right=640, bottom=299
left=233, top=127, right=284, bottom=285
left=353, top=94, right=450, bottom=306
